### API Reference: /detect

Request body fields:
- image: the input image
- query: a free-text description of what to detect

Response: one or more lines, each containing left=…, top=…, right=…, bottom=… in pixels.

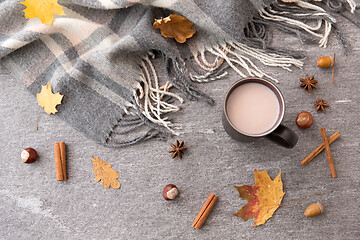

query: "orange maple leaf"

left=153, top=14, right=196, bottom=43
left=234, top=169, right=285, bottom=226
left=20, top=0, right=66, bottom=26
left=36, top=81, right=63, bottom=114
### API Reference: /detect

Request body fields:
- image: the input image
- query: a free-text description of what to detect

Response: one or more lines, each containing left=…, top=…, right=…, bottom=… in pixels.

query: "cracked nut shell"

left=163, top=184, right=179, bottom=200
left=21, top=148, right=38, bottom=163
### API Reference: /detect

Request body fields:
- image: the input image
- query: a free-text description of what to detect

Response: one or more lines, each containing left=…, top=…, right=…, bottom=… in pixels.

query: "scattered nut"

left=163, top=184, right=179, bottom=200
left=296, top=111, right=313, bottom=129
left=317, top=56, right=334, bottom=68
left=21, top=148, right=38, bottom=163
left=304, top=202, right=324, bottom=217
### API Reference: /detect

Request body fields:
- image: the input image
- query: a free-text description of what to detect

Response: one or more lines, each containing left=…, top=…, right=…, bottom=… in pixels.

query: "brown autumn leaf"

left=153, top=14, right=196, bottom=43
left=92, top=157, right=121, bottom=189
left=234, top=169, right=285, bottom=226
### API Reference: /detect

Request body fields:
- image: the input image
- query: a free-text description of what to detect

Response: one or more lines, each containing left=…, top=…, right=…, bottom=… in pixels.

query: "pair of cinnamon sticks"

left=301, top=128, right=340, bottom=178
left=192, top=193, right=218, bottom=229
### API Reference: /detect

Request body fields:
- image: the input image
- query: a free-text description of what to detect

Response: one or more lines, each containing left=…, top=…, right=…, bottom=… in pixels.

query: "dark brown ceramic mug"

left=222, top=77, right=298, bottom=148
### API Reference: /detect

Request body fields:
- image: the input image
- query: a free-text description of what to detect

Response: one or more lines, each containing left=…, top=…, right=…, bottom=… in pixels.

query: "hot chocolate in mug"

left=222, top=77, right=298, bottom=148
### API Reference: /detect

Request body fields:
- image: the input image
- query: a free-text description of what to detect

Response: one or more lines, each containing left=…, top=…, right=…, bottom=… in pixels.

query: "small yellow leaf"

left=36, top=82, right=63, bottom=114
left=20, top=0, right=66, bottom=26
left=92, top=157, right=121, bottom=189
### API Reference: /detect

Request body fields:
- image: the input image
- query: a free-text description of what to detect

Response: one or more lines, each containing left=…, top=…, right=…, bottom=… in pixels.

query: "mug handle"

left=266, top=124, right=298, bottom=149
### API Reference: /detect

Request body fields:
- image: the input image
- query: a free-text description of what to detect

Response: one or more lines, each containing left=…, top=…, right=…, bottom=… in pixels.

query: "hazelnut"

left=296, top=111, right=313, bottom=129
left=21, top=148, right=38, bottom=163
left=304, top=202, right=324, bottom=217
left=317, top=56, right=334, bottom=68
left=162, top=184, right=179, bottom=200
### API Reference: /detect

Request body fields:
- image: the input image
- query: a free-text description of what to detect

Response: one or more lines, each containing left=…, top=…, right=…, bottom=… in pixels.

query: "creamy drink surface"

left=226, top=82, right=280, bottom=135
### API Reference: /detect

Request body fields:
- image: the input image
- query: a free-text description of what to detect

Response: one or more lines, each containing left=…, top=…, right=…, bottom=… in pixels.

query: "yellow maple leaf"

left=20, top=0, right=66, bottom=26
left=234, top=169, right=285, bottom=226
left=92, top=157, right=121, bottom=189
left=36, top=82, right=63, bottom=114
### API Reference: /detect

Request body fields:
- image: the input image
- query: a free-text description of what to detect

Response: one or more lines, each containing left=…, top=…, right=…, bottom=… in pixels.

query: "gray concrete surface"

left=1, top=18, right=359, bottom=239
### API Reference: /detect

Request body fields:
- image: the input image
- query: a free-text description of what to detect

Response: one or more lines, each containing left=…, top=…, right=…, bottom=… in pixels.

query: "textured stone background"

left=1, top=15, right=359, bottom=240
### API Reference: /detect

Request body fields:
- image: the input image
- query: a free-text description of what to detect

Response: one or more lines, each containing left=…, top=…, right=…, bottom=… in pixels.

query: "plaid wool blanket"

left=0, top=0, right=358, bottom=147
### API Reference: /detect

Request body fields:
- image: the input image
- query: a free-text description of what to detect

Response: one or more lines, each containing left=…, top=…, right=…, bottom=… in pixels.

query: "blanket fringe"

left=134, top=55, right=183, bottom=136
left=191, top=40, right=303, bottom=83
left=346, top=0, right=357, bottom=13
left=133, top=51, right=221, bottom=135
left=257, top=0, right=336, bottom=48
left=103, top=114, right=162, bottom=148
left=190, top=45, right=229, bottom=83
left=322, top=0, right=360, bottom=29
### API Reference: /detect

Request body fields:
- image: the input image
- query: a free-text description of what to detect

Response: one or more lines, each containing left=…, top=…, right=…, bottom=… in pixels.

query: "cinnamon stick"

left=320, top=128, right=336, bottom=178
left=192, top=193, right=218, bottom=230
left=301, top=132, right=341, bottom=166
left=54, top=142, right=67, bottom=181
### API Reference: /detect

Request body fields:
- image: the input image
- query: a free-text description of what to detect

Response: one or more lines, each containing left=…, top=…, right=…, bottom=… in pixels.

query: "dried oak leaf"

left=153, top=14, right=196, bottom=43
left=36, top=82, right=63, bottom=114
left=92, top=157, right=121, bottom=189
left=234, top=169, right=284, bottom=226
left=20, top=0, right=66, bottom=26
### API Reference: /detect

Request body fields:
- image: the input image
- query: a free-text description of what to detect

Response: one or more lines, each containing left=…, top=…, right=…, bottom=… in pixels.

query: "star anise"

left=315, top=98, right=330, bottom=112
left=300, top=74, right=318, bottom=95
left=168, top=140, right=187, bottom=160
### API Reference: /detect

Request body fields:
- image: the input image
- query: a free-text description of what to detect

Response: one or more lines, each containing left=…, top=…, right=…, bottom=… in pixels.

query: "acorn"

left=317, top=56, right=334, bottom=68
left=304, top=202, right=324, bottom=217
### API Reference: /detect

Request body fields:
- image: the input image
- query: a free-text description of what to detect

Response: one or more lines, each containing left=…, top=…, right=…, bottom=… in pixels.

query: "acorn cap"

left=317, top=202, right=324, bottom=213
